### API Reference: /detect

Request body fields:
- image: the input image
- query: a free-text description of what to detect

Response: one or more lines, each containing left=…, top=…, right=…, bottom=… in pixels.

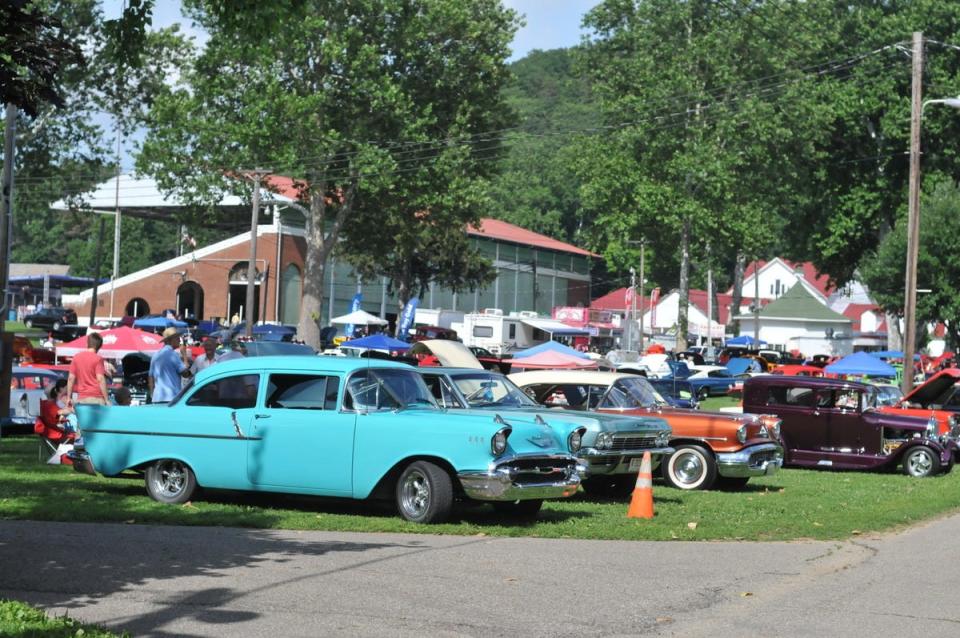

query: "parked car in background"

left=23, top=306, right=78, bottom=331
left=872, top=384, right=904, bottom=407
left=411, top=325, right=458, bottom=342
left=743, top=376, right=957, bottom=477
left=686, top=365, right=743, bottom=396
left=645, top=378, right=701, bottom=409
left=2, top=367, right=64, bottom=434
left=74, top=357, right=583, bottom=523
left=419, top=367, right=672, bottom=497
left=510, top=370, right=783, bottom=491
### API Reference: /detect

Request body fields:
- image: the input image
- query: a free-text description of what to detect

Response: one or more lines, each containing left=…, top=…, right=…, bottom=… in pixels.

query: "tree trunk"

left=886, top=311, right=902, bottom=351
left=730, top=251, right=745, bottom=336
left=676, top=219, right=691, bottom=352
left=297, top=179, right=356, bottom=349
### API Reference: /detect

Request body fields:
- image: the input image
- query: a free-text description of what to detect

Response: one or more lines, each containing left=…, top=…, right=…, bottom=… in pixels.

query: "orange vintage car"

left=509, top=370, right=783, bottom=491
left=878, top=369, right=960, bottom=438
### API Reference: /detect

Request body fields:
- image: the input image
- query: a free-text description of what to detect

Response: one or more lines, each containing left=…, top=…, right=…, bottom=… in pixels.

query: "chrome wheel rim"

left=907, top=450, right=933, bottom=476
left=400, top=470, right=430, bottom=518
left=674, top=452, right=704, bottom=485
left=152, top=460, right=187, bottom=498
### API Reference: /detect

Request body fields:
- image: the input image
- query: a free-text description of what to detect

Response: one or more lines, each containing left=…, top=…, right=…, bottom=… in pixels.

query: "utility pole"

left=706, top=251, right=713, bottom=349
left=638, top=239, right=645, bottom=352
left=627, top=267, right=636, bottom=351
left=753, top=258, right=760, bottom=346
left=89, top=218, right=106, bottom=326
left=903, top=31, right=924, bottom=394
left=245, top=168, right=271, bottom=339
left=0, top=103, right=18, bottom=422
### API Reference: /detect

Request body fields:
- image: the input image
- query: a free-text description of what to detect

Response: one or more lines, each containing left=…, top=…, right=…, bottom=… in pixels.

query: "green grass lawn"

left=700, top=395, right=741, bottom=411
left=2, top=436, right=959, bottom=541
left=0, top=600, right=125, bottom=637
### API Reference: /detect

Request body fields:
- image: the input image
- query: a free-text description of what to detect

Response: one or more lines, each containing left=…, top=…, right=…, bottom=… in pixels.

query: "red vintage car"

left=878, top=369, right=960, bottom=438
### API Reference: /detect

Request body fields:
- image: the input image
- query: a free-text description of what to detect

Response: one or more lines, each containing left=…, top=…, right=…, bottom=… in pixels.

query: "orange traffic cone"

left=626, top=451, right=654, bottom=519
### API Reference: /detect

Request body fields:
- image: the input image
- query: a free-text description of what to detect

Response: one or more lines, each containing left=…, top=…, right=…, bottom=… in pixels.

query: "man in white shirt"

left=190, top=339, right=219, bottom=375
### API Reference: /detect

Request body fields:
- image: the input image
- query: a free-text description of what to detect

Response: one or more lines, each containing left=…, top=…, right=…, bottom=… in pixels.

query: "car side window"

left=344, top=370, right=399, bottom=411
left=265, top=374, right=340, bottom=410
left=186, top=374, right=260, bottom=409
left=423, top=375, right=463, bottom=408
left=766, top=386, right=815, bottom=407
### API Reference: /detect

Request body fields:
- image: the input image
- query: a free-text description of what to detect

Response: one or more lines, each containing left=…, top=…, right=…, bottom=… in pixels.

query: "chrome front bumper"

left=458, top=455, right=584, bottom=501
left=716, top=443, right=784, bottom=478
left=578, top=446, right=674, bottom=475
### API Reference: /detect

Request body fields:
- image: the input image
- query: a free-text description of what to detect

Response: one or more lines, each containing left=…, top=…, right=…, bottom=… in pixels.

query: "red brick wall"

left=71, top=230, right=307, bottom=322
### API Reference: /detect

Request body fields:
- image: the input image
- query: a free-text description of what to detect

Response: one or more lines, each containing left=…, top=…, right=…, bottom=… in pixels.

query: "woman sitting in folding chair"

left=34, top=379, right=77, bottom=465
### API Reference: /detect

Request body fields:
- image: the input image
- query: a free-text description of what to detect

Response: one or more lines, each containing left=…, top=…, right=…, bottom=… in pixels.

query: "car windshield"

left=450, top=374, right=538, bottom=408
left=598, top=377, right=667, bottom=409
left=347, top=368, right=437, bottom=411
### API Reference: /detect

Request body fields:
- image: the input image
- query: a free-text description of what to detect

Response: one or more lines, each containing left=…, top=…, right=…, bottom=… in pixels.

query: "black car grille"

left=503, top=457, right=577, bottom=484
left=610, top=435, right=659, bottom=451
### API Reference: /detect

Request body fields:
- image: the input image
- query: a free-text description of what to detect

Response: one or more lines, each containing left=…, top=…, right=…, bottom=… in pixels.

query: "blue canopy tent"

left=511, top=340, right=591, bottom=360
left=825, top=352, right=897, bottom=377
left=341, top=334, right=411, bottom=352
left=134, top=316, right=188, bottom=331
left=726, top=335, right=767, bottom=346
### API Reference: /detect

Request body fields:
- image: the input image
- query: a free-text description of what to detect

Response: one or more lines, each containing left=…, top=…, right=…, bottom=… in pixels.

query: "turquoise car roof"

left=194, top=355, right=413, bottom=382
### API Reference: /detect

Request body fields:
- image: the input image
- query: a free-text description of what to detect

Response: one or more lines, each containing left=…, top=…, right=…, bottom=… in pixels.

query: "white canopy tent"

left=330, top=309, right=389, bottom=326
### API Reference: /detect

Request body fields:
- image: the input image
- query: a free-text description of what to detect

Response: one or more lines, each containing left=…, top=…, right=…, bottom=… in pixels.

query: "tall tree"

left=576, top=0, right=826, bottom=349
left=139, top=0, right=520, bottom=346
left=860, top=179, right=960, bottom=350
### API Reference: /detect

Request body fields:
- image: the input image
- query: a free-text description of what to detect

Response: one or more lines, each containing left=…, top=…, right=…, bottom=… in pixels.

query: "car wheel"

left=662, top=444, right=718, bottom=490
left=902, top=446, right=940, bottom=478
left=396, top=461, right=453, bottom=523
left=717, top=476, right=750, bottom=490
left=145, top=459, right=197, bottom=504
left=491, top=499, right=543, bottom=519
left=25, top=320, right=33, bottom=328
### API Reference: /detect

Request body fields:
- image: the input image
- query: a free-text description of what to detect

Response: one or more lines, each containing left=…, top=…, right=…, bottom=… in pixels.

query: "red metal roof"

left=591, top=287, right=735, bottom=324
left=467, top=218, right=596, bottom=257
left=840, top=303, right=886, bottom=333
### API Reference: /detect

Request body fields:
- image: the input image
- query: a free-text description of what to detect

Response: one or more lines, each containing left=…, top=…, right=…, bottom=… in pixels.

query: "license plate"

left=628, top=457, right=643, bottom=472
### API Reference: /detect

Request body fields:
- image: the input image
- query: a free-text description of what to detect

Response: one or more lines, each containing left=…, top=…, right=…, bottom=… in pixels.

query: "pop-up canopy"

left=56, top=326, right=164, bottom=359
left=825, top=352, right=897, bottom=377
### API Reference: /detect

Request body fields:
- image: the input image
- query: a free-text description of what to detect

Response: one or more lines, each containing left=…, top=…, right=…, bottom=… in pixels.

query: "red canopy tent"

left=509, top=350, right=600, bottom=371
left=56, top=326, right=165, bottom=359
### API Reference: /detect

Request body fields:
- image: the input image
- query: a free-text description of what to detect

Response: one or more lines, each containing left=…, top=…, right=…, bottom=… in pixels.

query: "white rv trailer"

left=456, top=309, right=589, bottom=355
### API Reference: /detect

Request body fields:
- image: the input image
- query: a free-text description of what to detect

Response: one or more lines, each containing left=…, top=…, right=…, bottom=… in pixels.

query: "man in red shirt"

left=66, top=332, right=111, bottom=406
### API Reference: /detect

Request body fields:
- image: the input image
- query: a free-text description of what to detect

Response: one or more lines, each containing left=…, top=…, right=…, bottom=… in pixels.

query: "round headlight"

left=491, top=426, right=511, bottom=456
left=568, top=428, right=585, bottom=453
left=736, top=424, right=748, bottom=444
left=595, top=431, right=613, bottom=450
left=656, top=429, right=671, bottom=445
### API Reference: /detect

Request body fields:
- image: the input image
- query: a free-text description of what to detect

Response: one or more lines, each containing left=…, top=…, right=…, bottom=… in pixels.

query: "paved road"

left=2, top=514, right=959, bottom=637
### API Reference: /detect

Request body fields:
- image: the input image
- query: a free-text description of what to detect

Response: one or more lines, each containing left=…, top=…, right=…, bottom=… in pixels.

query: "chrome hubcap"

left=401, top=471, right=430, bottom=517
left=154, top=461, right=186, bottom=497
left=674, top=452, right=704, bottom=484
left=908, top=451, right=933, bottom=476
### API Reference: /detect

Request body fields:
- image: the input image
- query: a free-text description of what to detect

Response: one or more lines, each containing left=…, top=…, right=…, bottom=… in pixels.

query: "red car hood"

left=903, top=369, right=960, bottom=406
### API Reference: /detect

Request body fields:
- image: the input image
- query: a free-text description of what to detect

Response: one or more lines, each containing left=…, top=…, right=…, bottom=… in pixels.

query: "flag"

left=344, top=293, right=362, bottom=338
left=397, top=297, right=419, bottom=340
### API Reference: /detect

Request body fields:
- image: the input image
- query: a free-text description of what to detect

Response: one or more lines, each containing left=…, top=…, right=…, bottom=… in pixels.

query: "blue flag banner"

left=397, top=297, right=419, bottom=340
left=345, top=293, right=363, bottom=338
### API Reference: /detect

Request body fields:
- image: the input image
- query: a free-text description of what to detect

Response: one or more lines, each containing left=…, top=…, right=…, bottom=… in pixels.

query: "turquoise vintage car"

left=73, top=357, right=583, bottom=523
left=420, top=368, right=673, bottom=497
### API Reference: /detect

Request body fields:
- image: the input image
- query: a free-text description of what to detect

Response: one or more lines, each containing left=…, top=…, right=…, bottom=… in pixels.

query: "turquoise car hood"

left=403, top=407, right=567, bottom=456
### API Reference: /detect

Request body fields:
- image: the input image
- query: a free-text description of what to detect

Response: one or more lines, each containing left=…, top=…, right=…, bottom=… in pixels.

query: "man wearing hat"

left=148, top=327, right=192, bottom=403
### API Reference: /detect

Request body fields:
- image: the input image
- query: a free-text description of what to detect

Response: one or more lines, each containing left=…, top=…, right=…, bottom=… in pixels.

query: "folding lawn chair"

left=33, top=399, right=76, bottom=465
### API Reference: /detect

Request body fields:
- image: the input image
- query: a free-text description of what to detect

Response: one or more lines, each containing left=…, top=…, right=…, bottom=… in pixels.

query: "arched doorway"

left=227, top=262, right=263, bottom=323
left=280, top=263, right=302, bottom=326
left=177, top=281, right=204, bottom=320
left=125, top=298, right=150, bottom=317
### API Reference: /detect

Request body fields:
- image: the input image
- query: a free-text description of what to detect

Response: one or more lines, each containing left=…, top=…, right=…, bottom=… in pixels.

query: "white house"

left=732, top=258, right=833, bottom=307
left=735, top=283, right=853, bottom=356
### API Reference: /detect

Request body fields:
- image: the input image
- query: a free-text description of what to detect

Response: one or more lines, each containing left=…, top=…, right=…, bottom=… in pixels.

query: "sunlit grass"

left=3, top=437, right=959, bottom=541
left=0, top=600, right=126, bottom=637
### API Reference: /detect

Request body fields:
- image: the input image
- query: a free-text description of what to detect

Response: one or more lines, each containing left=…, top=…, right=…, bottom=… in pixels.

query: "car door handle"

left=254, top=414, right=271, bottom=419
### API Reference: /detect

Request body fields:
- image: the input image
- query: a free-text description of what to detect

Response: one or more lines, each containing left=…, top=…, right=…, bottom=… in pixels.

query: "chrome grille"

left=610, top=435, right=659, bottom=451
left=502, top=457, right=577, bottom=484
left=750, top=450, right=778, bottom=465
